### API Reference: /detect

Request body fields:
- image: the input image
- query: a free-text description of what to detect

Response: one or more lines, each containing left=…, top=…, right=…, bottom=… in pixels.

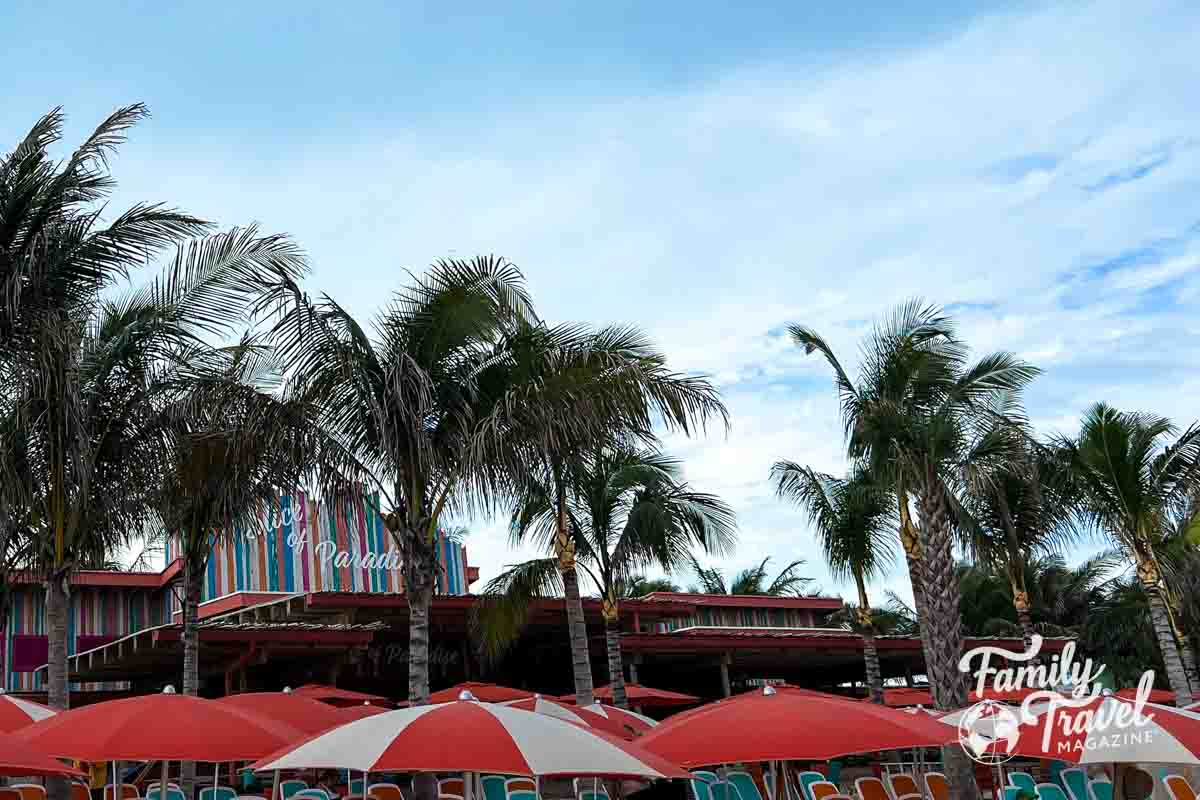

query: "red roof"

left=640, top=592, right=844, bottom=610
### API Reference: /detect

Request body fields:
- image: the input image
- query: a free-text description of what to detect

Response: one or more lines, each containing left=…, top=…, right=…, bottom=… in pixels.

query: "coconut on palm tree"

left=772, top=463, right=894, bottom=703
left=1058, top=403, right=1200, bottom=705
left=480, top=445, right=736, bottom=709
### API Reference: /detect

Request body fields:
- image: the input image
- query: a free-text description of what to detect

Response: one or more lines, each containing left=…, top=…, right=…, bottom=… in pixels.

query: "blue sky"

left=5, top=0, right=1199, bottom=601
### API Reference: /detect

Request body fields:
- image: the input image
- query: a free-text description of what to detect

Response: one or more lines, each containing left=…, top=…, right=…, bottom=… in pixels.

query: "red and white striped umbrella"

left=998, top=694, right=1200, bottom=764
left=499, top=695, right=634, bottom=739
left=582, top=703, right=657, bottom=737
left=252, top=696, right=687, bottom=779
left=0, top=692, right=57, bottom=733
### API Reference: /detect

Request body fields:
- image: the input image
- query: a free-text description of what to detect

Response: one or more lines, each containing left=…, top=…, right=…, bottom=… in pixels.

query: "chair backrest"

left=369, top=784, right=407, bottom=800
left=798, top=773, right=828, bottom=800
left=0, top=790, right=23, bottom=800
left=810, top=783, right=840, bottom=800
left=505, top=779, right=537, bottom=797
left=888, top=775, right=920, bottom=800
left=1035, top=784, right=1070, bottom=800
left=728, top=772, right=763, bottom=800
left=691, top=772, right=717, bottom=800
left=349, top=781, right=366, bottom=796
left=12, top=785, right=47, bottom=800
left=710, top=781, right=743, bottom=800
left=1165, top=776, right=1199, bottom=800
left=145, top=789, right=187, bottom=800
left=1003, top=787, right=1023, bottom=800
left=507, top=793, right=536, bottom=800
left=1008, top=774, right=1038, bottom=795
left=856, top=777, right=891, bottom=800
left=438, top=779, right=466, bottom=800
left=201, top=787, right=239, bottom=800
left=1059, top=770, right=1090, bottom=800
left=292, top=791, right=333, bottom=800
left=279, top=782, right=309, bottom=800
left=71, top=784, right=91, bottom=800
left=924, top=773, right=949, bottom=800
left=239, top=797, right=268, bottom=800
left=1087, top=782, right=1113, bottom=800
left=827, top=765, right=843, bottom=791
left=478, top=778, right=506, bottom=800
left=104, top=785, right=141, bottom=800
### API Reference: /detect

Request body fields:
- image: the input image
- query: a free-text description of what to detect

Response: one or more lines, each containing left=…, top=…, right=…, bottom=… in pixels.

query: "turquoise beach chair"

left=1036, top=784, right=1070, bottom=800
left=797, top=772, right=827, bottom=800
left=826, top=763, right=842, bottom=790
left=710, top=781, right=743, bottom=800
left=481, top=777, right=508, bottom=800
left=1060, top=769, right=1090, bottom=800
left=200, top=788, right=238, bottom=800
left=1004, top=787, right=1023, bottom=800
left=1008, top=774, right=1038, bottom=796
left=279, top=781, right=309, bottom=800
left=508, top=792, right=537, bottom=800
left=692, top=772, right=719, bottom=800
left=292, top=791, right=332, bottom=800
left=1088, top=781, right=1113, bottom=800
left=728, top=773, right=763, bottom=800
left=145, top=789, right=186, bottom=800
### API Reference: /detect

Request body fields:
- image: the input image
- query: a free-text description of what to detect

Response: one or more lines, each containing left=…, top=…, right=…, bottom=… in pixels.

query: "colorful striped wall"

left=3, top=587, right=171, bottom=692
left=164, top=490, right=471, bottom=602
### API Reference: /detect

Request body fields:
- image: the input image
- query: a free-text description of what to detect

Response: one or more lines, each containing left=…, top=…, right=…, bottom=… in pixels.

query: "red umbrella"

left=580, top=703, right=657, bottom=737
left=639, top=686, right=958, bottom=767
left=429, top=682, right=534, bottom=704
left=291, top=684, right=390, bottom=707
left=252, top=697, right=687, bottom=779
left=217, top=692, right=348, bottom=736
left=336, top=703, right=391, bottom=722
left=0, top=731, right=85, bottom=777
left=0, top=692, right=57, bottom=733
left=17, top=687, right=304, bottom=761
left=562, top=684, right=698, bottom=708
left=500, top=695, right=636, bottom=740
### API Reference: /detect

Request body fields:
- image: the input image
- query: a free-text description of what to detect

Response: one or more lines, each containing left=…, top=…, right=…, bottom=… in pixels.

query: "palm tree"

left=617, top=575, right=680, bottom=597
left=149, top=337, right=331, bottom=703
left=481, top=445, right=736, bottom=709
left=796, top=301, right=1038, bottom=800
left=962, top=438, right=1079, bottom=653
left=1058, top=403, right=1200, bottom=705
left=772, top=464, right=895, bottom=703
left=689, top=556, right=811, bottom=596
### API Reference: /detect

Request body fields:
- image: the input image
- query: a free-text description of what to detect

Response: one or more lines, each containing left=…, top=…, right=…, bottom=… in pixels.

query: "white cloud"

left=12, top=0, right=1198, bottom=599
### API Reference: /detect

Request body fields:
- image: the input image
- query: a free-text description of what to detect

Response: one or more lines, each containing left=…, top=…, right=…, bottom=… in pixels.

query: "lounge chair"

left=809, top=782, right=840, bottom=800
left=887, top=774, right=921, bottom=800
left=1165, top=776, right=1199, bottom=800
left=710, top=780, right=744, bottom=800
left=201, top=787, right=238, bottom=800
left=507, top=792, right=537, bottom=800
left=0, top=790, right=22, bottom=800
left=1060, top=769, right=1090, bottom=800
left=923, top=773, right=948, bottom=800
left=1087, top=781, right=1112, bottom=800
left=1007, top=774, right=1037, bottom=796
left=11, top=786, right=47, bottom=800
left=505, top=779, right=537, bottom=798
left=573, top=779, right=610, bottom=800
left=291, top=791, right=332, bottom=800
left=480, top=778, right=507, bottom=800
left=796, top=773, right=829, bottom=800
left=1035, top=784, right=1070, bottom=800
left=369, top=783, right=407, bottom=800
left=855, top=777, right=891, bottom=800
left=278, top=782, right=309, bottom=800
left=1003, top=787, right=1022, bottom=800
left=104, top=785, right=141, bottom=800
left=692, top=772, right=719, bottom=800
left=728, top=772, right=764, bottom=800
left=145, top=789, right=187, bottom=800
left=438, top=778, right=466, bottom=800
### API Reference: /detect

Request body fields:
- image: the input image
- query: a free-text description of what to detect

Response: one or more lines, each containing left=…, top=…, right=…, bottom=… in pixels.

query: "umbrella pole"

left=161, top=761, right=169, bottom=799
left=272, top=770, right=280, bottom=800
left=110, top=761, right=116, bottom=800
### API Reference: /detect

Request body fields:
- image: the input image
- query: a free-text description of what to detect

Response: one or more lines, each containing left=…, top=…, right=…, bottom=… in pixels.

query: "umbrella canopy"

left=562, top=684, right=698, bottom=708
left=0, top=731, right=85, bottom=778
left=639, top=686, right=958, bottom=767
left=581, top=703, right=657, bottom=738
left=998, top=694, right=1200, bottom=764
left=430, top=682, right=534, bottom=704
left=217, top=692, right=348, bottom=735
left=0, top=692, right=57, bottom=733
left=252, top=697, right=688, bottom=779
left=17, top=687, right=305, bottom=761
left=500, top=696, right=634, bottom=740
left=336, top=703, right=391, bottom=722
left=903, top=705, right=946, bottom=717
left=291, top=684, right=390, bottom=707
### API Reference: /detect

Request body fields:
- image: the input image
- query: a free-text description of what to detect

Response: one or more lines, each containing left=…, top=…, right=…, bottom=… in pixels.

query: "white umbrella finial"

left=162, top=685, right=177, bottom=694
left=459, top=690, right=478, bottom=701
left=763, top=686, right=777, bottom=696
left=283, top=686, right=293, bottom=693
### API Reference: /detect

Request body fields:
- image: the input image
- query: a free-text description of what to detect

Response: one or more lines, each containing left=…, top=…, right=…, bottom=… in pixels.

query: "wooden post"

left=719, top=652, right=732, bottom=698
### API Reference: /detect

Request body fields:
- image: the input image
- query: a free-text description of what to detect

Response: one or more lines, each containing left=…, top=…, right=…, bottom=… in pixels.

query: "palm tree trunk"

left=898, top=484, right=936, bottom=671
left=555, top=493, right=595, bottom=707
left=1136, top=547, right=1193, bottom=706
left=918, top=478, right=978, bottom=800
left=45, top=569, right=70, bottom=800
left=1006, top=569, right=1037, bottom=658
left=854, top=571, right=885, bottom=705
left=180, top=549, right=203, bottom=800
left=401, top=522, right=439, bottom=800
left=602, top=593, right=628, bottom=709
